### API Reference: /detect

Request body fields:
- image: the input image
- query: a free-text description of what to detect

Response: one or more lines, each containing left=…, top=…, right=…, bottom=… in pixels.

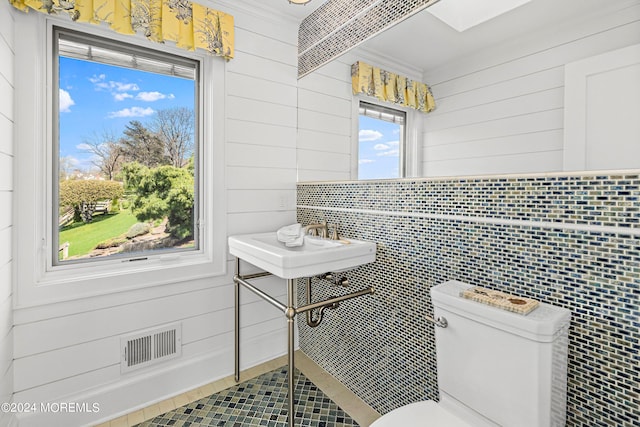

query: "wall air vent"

left=120, top=323, right=182, bottom=373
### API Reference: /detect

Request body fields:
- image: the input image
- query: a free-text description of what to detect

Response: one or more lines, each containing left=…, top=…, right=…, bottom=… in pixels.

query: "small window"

left=54, top=28, right=200, bottom=264
left=357, top=101, right=406, bottom=180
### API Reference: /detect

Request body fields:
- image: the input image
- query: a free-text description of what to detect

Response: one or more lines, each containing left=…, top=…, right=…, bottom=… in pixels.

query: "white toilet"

left=372, top=280, right=571, bottom=427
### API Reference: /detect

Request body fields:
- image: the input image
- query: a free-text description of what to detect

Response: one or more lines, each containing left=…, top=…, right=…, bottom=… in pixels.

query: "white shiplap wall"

left=422, top=1, right=640, bottom=177
left=10, top=2, right=299, bottom=426
left=0, top=2, right=15, bottom=427
left=297, top=52, right=355, bottom=182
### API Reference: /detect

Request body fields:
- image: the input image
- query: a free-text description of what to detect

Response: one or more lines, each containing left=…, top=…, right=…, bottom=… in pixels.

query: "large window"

left=357, top=101, right=406, bottom=180
left=54, top=28, right=199, bottom=264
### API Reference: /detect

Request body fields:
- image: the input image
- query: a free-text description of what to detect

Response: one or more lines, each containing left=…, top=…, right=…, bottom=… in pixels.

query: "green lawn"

left=59, top=210, right=138, bottom=258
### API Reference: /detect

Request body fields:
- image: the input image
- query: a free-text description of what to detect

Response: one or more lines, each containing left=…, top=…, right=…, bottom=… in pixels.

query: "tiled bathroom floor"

left=96, top=351, right=380, bottom=427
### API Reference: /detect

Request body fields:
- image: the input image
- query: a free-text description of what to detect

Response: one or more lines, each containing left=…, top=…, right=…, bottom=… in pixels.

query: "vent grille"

left=121, top=323, right=182, bottom=373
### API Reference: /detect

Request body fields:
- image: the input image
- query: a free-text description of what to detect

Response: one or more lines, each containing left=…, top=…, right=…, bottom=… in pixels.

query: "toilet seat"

left=370, top=401, right=471, bottom=427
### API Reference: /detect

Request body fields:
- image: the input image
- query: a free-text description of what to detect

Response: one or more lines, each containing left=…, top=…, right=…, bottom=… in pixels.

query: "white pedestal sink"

left=228, top=232, right=376, bottom=279
left=229, top=231, right=376, bottom=427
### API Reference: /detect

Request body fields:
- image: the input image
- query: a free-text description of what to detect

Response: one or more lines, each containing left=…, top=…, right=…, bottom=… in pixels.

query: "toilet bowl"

left=370, top=280, right=571, bottom=427
left=371, top=401, right=470, bottom=427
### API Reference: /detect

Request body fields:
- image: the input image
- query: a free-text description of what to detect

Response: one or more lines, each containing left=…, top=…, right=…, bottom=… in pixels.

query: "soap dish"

left=461, top=286, right=539, bottom=315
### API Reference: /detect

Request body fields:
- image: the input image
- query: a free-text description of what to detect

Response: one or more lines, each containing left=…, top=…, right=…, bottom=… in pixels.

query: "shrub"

left=121, top=162, right=194, bottom=240
left=126, top=222, right=151, bottom=239
left=59, top=179, right=124, bottom=223
left=95, top=236, right=128, bottom=249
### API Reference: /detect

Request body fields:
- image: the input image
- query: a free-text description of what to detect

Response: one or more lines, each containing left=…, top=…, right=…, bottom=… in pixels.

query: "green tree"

left=121, top=162, right=195, bottom=240
left=120, top=121, right=165, bottom=167
left=59, top=180, right=124, bottom=223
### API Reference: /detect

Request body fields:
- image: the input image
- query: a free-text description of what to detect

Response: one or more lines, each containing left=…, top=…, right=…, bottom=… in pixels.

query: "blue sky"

left=58, top=57, right=195, bottom=173
left=358, top=115, right=402, bottom=180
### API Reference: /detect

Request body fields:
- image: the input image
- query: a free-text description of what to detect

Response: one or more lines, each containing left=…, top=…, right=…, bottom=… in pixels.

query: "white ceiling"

left=351, top=0, right=633, bottom=73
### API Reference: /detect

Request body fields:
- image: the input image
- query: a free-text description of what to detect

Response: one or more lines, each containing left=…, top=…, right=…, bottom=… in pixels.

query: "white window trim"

left=351, top=96, right=423, bottom=179
left=13, top=14, right=227, bottom=308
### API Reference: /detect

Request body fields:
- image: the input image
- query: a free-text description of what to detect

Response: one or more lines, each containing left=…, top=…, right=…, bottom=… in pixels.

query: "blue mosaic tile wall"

left=298, top=0, right=439, bottom=76
left=296, top=172, right=640, bottom=427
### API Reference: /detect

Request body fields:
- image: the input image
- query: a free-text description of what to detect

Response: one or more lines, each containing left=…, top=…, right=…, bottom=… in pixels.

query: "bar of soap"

left=460, top=286, right=539, bottom=315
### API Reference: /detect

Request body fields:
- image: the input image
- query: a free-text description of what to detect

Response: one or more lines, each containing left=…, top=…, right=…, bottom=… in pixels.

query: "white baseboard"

left=16, top=330, right=288, bottom=427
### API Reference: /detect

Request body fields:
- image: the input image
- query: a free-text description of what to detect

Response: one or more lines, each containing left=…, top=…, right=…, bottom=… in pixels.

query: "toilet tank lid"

left=431, top=280, right=571, bottom=340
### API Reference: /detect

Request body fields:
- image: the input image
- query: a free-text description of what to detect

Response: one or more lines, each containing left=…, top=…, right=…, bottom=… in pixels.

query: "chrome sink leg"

left=286, top=278, right=296, bottom=427
left=234, top=258, right=240, bottom=383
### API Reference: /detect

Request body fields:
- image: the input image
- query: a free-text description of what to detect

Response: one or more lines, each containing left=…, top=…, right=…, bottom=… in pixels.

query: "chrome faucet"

left=304, top=222, right=340, bottom=240
left=304, top=222, right=328, bottom=238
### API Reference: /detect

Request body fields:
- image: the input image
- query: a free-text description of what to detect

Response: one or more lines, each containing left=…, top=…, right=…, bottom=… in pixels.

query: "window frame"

left=351, top=97, right=422, bottom=180
left=14, top=14, right=227, bottom=307
left=52, top=27, right=202, bottom=266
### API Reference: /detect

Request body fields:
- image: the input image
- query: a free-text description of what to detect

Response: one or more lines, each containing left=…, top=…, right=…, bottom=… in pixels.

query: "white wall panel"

left=226, top=142, right=296, bottom=169
left=426, top=151, right=563, bottom=177
left=0, top=192, right=11, bottom=230
left=422, top=6, right=640, bottom=176
left=226, top=53, right=297, bottom=85
left=425, top=130, right=563, bottom=163
left=297, top=129, right=351, bottom=155
left=0, top=2, right=14, bottom=426
left=298, top=89, right=352, bottom=118
left=297, top=54, right=355, bottom=182
left=0, top=114, right=13, bottom=156
left=227, top=211, right=295, bottom=236
left=297, top=169, right=351, bottom=183
left=227, top=71, right=297, bottom=106
left=233, top=27, right=297, bottom=66
left=227, top=118, right=296, bottom=148
left=228, top=189, right=296, bottom=213
left=0, top=262, right=10, bottom=303
left=426, top=109, right=563, bottom=147
left=227, top=166, right=296, bottom=190
left=227, top=95, right=297, bottom=128
left=0, top=153, right=12, bottom=192
left=297, top=150, right=350, bottom=174
left=298, top=109, right=352, bottom=136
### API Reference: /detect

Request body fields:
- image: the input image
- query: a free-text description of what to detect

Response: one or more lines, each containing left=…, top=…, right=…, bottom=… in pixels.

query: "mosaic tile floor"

left=135, top=366, right=359, bottom=426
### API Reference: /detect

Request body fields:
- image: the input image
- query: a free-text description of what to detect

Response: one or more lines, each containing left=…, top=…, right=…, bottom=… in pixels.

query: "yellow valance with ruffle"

left=351, top=61, right=435, bottom=113
left=10, top=0, right=234, bottom=60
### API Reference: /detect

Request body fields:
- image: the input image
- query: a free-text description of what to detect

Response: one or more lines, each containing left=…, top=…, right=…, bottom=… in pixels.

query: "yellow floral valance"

left=10, top=0, right=234, bottom=60
left=351, top=61, right=435, bottom=113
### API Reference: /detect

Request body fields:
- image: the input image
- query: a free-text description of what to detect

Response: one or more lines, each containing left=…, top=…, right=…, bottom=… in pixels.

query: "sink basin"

left=228, top=232, right=376, bottom=279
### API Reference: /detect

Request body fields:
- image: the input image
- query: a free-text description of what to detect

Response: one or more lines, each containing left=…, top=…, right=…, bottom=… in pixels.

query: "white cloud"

left=136, top=91, right=171, bottom=102
left=59, top=89, right=75, bottom=113
left=377, top=149, right=400, bottom=157
left=388, top=140, right=400, bottom=147
left=75, top=143, right=92, bottom=151
left=89, top=74, right=106, bottom=84
left=373, top=143, right=390, bottom=151
left=359, top=129, right=383, bottom=142
left=108, top=107, right=155, bottom=118
left=113, top=92, right=134, bottom=101
left=113, top=82, right=140, bottom=92
left=90, top=74, right=140, bottom=92
left=376, top=148, right=400, bottom=157
left=359, top=159, right=375, bottom=165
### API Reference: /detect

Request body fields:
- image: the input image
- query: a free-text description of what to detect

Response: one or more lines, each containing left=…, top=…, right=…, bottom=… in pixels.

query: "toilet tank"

left=431, top=280, right=571, bottom=427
